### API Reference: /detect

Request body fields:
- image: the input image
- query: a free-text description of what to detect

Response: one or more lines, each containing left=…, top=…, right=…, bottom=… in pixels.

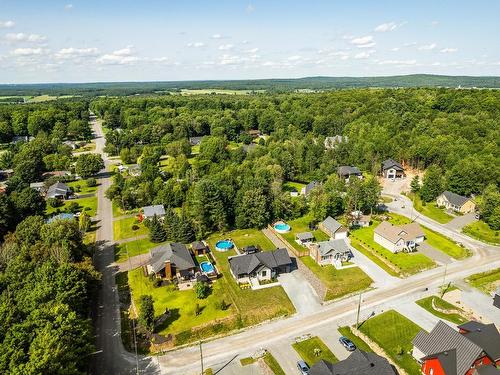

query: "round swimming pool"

left=200, top=261, right=215, bottom=274
left=215, top=239, right=234, bottom=251
left=274, top=222, right=291, bottom=233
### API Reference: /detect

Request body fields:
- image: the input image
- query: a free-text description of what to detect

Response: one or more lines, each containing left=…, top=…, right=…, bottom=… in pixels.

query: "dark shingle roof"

left=382, top=159, right=404, bottom=171
left=475, top=365, right=500, bottom=375
left=142, top=205, right=166, bottom=217
left=338, top=166, right=362, bottom=177
left=441, top=191, right=471, bottom=208
left=309, top=350, right=396, bottom=375
left=296, top=232, right=314, bottom=241
left=457, top=321, right=500, bottom=361
left=412, top=321, right=483, bottom=375
left=191, top=241, right=206, bottom=250
left=149, top=243, right=195, bottom=273
left=229, top=248, right=291, bottom=277
left=315, top=239, right=351, bottom=257
left=303, top=180, right=319, bottom=194
left=321, top=216, right=346, bottom=234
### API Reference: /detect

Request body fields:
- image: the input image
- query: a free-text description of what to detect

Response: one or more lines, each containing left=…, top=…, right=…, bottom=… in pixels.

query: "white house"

left=374, top=221, right=424, bottom=253
left=381, top=159, right=405, bottom=179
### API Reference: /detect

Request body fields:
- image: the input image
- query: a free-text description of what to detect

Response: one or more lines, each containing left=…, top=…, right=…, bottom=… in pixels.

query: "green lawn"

left=350, top=237, right=400, bottom=277
left=409, top=193, right=453, bottom=224
left=350, top=217, right=435, bottom=276
left=115, top=237, right=164, bottom=263
left=283, top=181, right=306, bottom=193
left=337, top=326, right=373, bottom=353
left=73, top=142, right=96, bottom=153
left=292, top=336, right=338, bottom=367
left=263, top=352, right=286, bottom=375
left=46, top=196, right=98, bottom=217
left=359, top=310, right=423, bottom=375
left=67, top=180, right=99, bottom=195
left=463, top=221, right=500, bottom=245
left=229, top=228, right=276, bottom=251
left=281, top=214, right=330, bottom=254
left=113, top=216, right=148, bottom=241
left=416, top=296, right=468, bottom=324
left=112, top=201, right=139, bottom=217
left=300, top=256, right=373, bottom=301
left=466, top=268, right=500, bottom=294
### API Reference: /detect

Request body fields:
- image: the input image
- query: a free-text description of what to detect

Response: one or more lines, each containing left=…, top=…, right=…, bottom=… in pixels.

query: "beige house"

left=320, top=216, right=348, bottom=240
left=436, top=191, right=476, bottom=214
left=374, top=221, right=424, bottom=253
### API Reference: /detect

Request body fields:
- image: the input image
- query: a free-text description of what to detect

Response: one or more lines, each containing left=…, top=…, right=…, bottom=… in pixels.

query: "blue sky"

left=1, top=0, right=499, bottom=83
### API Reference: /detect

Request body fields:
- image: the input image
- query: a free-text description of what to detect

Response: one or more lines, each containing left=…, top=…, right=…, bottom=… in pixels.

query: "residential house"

left=228, top=248, right=292, bottom=284
left=437, top=191, right=476, bottom=214
left=296, top=232, right=314, bottom=246
left=374, top=221, right=424, bottom=253
left=301, top=180, right=319, bottom=196
left=146, top=243, right=197, bottom=281
left=412, top=320, right=500, bottom=375
left=324, top=135, right=348, bottom=150
left=337, top=166, right=363, bottom=182
left=12, top=136, right=34, bottom=144
left=246, top=129, right=261, bottom=138
left=191, top=241, right=209, bottom=256
left=381, top=159, right=405, bottom=179
left=309, top=239, right=353, bottom=267
left=189, top=136, right=204, bottom=146
left=310, top=350, right=397, bottom=375
left=494, top=287, right=500, bottom=309
left=141, top=204, right=166, bottom=220
left=63, top=140, right=78, bottom=150
left=320, top=216, right=348, bottom=240
left=349, top=211, right=371, bottom=227
left=30, top=182, right=46, bottom=194
left=46, top=182, right=71, bottom=200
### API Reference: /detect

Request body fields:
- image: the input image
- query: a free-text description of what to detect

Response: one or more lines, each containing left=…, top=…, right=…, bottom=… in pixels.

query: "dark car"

left=339, top=336, right=356, bottom=351
left=297, top=360, right=310, bottom=374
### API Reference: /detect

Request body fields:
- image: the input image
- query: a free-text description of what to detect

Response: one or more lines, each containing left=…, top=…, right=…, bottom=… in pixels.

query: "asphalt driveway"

left=418, top=242, right=453, bottom=265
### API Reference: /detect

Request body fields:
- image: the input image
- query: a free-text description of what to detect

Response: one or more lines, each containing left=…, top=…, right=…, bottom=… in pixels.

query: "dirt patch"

left=441, top=289, right=482, bottom=321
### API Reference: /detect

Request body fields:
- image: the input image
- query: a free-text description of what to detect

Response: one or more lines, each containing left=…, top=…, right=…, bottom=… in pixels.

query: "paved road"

left=90, top=116, right=158, bottom=375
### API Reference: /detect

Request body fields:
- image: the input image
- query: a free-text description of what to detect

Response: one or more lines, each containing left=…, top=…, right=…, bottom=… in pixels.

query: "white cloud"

left=246, top=4, right=255, bottom=13
left=378, top=59, right=416, bottom=65
left=54, top=47, right=99, bottom=59
left=64, top=4, right=73, bottom=10
left=244, top=47, right=259, bottom=53
left=5, top=33, right=46, bottom=43
left=96, top=46, right=138, bottom=65
left=0, top=20, right=15, bottom=28
left=11, top=47, right=48, bottom=56
left=211, top=34, right=222, bottom=39
left=351, top=35, right=375, bottom=48
left=374, top=22, right=398, bottom=32
left=418, top=43, right=436, bottom=50
left=354, top=50, right=375, bottom=59
left=391, top=47, right=400, bottom=51
left=287, top=55, right=302, bottom=61
left=440, top=48, right=457, bottom=53
left=218, top=44, right=233, bottom=50
left=187, top=42, right=205, bottom=48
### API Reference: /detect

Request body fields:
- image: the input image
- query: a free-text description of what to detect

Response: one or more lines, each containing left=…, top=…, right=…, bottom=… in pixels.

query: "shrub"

left=195, top=281, right=211, bottom=299
left=47, top=197, right=63, bottom=208
left=74, top=185, right=81, bottom=193
left=195, top=303, right=202, bottom=316
left=67, top=202, right=80, bottom=213
left=132, top=224, right=140, bottom=231
left=86, top=177, right=97, bottom=187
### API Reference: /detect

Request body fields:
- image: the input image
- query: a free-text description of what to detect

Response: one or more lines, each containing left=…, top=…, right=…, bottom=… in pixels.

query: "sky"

left=1, top=0, right=499, bottom=83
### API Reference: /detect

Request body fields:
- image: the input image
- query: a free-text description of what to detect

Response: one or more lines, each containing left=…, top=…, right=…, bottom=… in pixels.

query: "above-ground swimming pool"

left=200, top=261, right=215, bottom=274
left=215, top=239, right=234, bottom=251
left=274, top=222, right=291, bottom=233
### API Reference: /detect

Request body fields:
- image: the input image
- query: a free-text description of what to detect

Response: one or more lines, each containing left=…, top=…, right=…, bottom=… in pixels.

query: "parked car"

left=339, top=336, right=356, bottom=351
left=297, top=360, right=310, bottom=374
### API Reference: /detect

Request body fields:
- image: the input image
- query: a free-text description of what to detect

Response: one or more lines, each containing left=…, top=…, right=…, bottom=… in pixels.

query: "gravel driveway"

left=278, top=270, right=322, bottom=315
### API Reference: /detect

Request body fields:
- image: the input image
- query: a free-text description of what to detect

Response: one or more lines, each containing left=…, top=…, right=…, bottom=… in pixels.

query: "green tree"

left=138, top=295, right=155, bottom=332
left=420, top=165, right=443, bottom=202
left=235, top=188, right=269, bottom=229
left=75, top=153, right=104, bottom=178
left=479, top=184, right=500, bottom=230
left=410, top=175, right=420, bottom=194
left=195, top=281, right=211, bottom=299
left=11, top=187, right=46, bottom=217
left=15, top=215, right=45, bottom=246
left=148, top=215, right=166, bottom=243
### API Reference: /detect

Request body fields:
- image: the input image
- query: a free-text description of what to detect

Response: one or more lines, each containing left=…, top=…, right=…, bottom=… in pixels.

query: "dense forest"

left=1, top=74, right=500, bottom=97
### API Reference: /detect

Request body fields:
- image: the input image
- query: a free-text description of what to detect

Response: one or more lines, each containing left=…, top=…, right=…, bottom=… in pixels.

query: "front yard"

left=359, top=310, right=423, bottom=375
left=463, top=220, right=499, bottom=245
left=300, top=256, right=373, bottom=301
left=292, top=336, right=338, bottom=366
left=46, top=195, right=98, bottom=217
left=337, top=326, right=373, bottom=353
left=113, top=216, right=148, bottom=241
left=465, top=268, right=500, bottom=294
left=415, top=296, right=468, bottom=324
left=409, top=193, right=453, bottom=224
left=114, top=237, right=163, bottom=263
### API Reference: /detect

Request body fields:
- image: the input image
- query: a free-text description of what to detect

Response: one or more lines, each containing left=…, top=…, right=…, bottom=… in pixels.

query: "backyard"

left=465, top=268, right=500, bottom=294
left=228, top=228, right=276, bottom=251
left=280, top=214, right=330, bottom=254
left=292, top=336, right=338, bottom=366
left=359, top=310, right=423, bottom=375
left=300, top=256, right=373, bottom=301
left=463, top=220, right=499, bottom=245
left=46, top=195, right=98, bottom=217
left=415, top=296, right=468, bottom=324
left=113, top=216, right=148, bottom=241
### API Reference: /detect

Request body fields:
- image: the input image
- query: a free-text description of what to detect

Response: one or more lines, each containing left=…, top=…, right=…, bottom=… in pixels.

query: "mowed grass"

left=113, top=216, right=148, bottom=241
left=416, top=296, right=468, bottom=325
left=112, top=201, right=139, bottom=217
left=359, top=310, right=422, bottom=375
left=466, top=268, right=500, bottom=294
left=300, top=256, right=372, bottom=300
left=46, top=196, right=98, bottom=217
left=114, top=237, right=164, bottom=263
left=292, top=336, right=338, bottom=366
left=67, top=180, right=99, bottom=195
left=281, top=214, right=330, bottom=254
left=337, top=326, right=373, bottom=353
left=410, top=193, right=453, bottom=224
left=229, top=228, right=276, bottom=251
left=262, top=352, right=286, bottom=375
left=463, top=221, right=500, bottom=245
left=283, top=181, right=306, bottom=193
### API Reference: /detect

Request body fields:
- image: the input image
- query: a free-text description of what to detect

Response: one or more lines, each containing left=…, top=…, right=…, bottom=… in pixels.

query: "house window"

left=429, top=368, right=434, bottom=375
left=261, top=270, right=267, bottom=277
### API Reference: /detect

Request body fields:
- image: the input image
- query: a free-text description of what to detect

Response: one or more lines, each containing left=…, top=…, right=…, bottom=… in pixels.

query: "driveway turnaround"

left=349, top=247, right=399, bottom=287
left=278, top=270, right=322, bottom=315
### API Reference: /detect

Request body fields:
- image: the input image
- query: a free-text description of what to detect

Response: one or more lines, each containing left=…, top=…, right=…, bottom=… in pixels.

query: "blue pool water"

left=274, top=223, right=291, bottom=232
left=215, top=239, right=234, bottom=251
left=200, top=261, right=215, bottom=273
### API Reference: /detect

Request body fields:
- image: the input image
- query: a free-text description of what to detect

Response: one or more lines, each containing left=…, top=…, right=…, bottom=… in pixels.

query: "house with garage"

left=381, top=159, right=405, bottom=179
left=324, top=135, right=348, bottom=150
left=296, top=232, right=314, bottom=246
left=412, top=320, right=500, bottom=375
left=374, top=221, right=424, bottom=253
left=309, top=239, right=353, bottom=267
left=337, top=166, right=363, bottom=182
left=147, top=242, right=197, bottom=281
left=301, top=180, right=319, bottom=196
left=141, top=204, right=166, bottom=220
left=436, top=191, right=476, bottom=214
left=228, top=248, right=292, bottom=284
left=310, top=350, right=397, bottom=375
left=46, top=182, right=72, bottom=200
left=320, top=216, right=348, bottom=240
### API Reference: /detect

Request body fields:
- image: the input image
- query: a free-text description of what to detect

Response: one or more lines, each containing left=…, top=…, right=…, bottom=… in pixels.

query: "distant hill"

left=1, top=74, right=499, bottom=97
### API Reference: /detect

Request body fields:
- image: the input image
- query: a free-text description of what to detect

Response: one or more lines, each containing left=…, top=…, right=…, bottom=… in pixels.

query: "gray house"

left=301, top=181, right=319, bottom=196
left=309, top=239, right=353, bottom=266
left=141, top=204, right=166, bottom=219
left=46, top=182, right=71, bottom=200
left=337, top=166, right=363, bottom=182
left=381, top=159, right=405, bottom=179
left=310, top=350, right=396, bottom=375
left=146, top=243, right=196, bottom=281
left=436, top=191, right=476, bottom=214
left=319, top=216, right=348, bottom=240
left=228, top=248, right=292, bottom=284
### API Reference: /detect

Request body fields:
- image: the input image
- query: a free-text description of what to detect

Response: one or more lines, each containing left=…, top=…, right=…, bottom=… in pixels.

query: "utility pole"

left=200, top=341, right=204, bottom=374
left=356, top=292, right=362, bottom=328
